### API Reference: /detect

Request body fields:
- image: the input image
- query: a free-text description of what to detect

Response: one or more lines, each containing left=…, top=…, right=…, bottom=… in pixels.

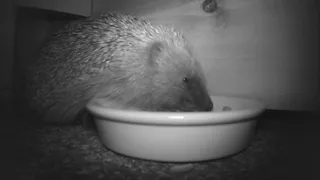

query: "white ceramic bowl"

left=86, top=95, right=265, bottom=162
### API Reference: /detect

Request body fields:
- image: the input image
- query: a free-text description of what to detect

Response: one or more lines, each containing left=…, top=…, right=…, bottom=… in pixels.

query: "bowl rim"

left=85, top=95, right=266, bottom=125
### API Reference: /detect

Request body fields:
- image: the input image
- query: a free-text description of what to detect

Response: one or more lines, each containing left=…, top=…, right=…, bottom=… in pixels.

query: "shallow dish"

left=86, top=95, right=265, bottom=162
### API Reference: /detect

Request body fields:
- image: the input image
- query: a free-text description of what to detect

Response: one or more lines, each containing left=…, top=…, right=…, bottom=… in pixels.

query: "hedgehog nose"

left=204, top=99, right=214, bottom=111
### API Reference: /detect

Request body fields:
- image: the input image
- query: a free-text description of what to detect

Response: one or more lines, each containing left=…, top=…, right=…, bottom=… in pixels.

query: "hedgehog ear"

left=146, top=41, right=166, bottom=67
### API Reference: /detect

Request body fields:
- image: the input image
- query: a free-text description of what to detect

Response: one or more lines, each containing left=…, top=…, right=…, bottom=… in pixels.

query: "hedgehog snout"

left=194, top=89, right=214, bottom=112
left=203, top=97, right=214, bottom=112
left=178, top=92, right=213, bottom=112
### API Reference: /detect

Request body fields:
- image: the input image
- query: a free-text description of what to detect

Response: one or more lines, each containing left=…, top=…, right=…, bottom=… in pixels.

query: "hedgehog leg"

left=44, top=100, right=85, bottom=124
left=78, top=109, right=96, bottom=130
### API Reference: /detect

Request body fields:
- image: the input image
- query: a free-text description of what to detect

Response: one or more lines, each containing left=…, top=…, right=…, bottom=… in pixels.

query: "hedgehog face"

left=175, top=75, right=214, bottom=112
left=139, top=41, right=214, bottom=112
left=150, top=64, right=213, bottom=112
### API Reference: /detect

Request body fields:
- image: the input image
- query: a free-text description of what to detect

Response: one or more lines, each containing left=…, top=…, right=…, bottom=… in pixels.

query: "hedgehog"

left=25, top=12, right=213, bottom=126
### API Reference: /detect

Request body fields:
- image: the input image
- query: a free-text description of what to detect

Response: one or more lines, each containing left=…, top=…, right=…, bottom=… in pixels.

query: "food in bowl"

left=222, top=106, right=232, bottom=111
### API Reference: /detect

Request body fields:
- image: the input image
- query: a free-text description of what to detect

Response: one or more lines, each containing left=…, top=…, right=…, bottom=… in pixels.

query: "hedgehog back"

left=26, top=13, right=193, bottom=123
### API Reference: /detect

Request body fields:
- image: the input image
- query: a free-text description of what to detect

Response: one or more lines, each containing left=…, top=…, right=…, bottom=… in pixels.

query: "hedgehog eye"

left=182, top=77, right=189, bottom=83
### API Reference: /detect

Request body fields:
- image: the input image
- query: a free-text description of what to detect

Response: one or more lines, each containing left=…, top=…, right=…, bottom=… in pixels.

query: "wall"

left=14, top=0, right=91, bottom=16
left=0, top=0, right=15, bottom=104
